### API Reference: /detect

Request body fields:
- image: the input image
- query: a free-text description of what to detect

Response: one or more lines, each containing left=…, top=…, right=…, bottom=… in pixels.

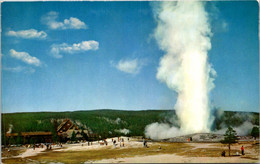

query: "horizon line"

left=1, top=108, right=259, bottom=114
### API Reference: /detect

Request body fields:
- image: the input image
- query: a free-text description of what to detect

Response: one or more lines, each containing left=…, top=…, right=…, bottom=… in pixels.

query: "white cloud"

left=42, top=11, right=87, bottom=30
left=50, top=40, right=99, bottom=58
left=6, top=29, right=47, bottom=39
left=3, top=66, right=35, bottom=74
left=112, top=59, right=145, bottom=74
left=9, top=49, right=41, bottom=67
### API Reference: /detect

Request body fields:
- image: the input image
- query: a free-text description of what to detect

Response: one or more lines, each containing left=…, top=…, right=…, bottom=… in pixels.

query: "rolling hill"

left=1, top=109, right=259, bottom=143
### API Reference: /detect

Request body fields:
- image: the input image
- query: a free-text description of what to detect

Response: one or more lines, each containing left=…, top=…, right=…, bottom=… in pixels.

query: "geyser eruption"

left=146, top=1, right=216, bottom=139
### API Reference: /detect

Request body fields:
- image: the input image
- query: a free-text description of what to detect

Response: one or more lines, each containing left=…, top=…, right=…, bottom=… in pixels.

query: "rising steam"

left=146, top=1, right=216, bottom=139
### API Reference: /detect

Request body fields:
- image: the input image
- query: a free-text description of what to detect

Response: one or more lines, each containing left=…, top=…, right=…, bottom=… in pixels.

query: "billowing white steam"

left=115, top=128, right=130, bottom=135
left=145, top=123, right=181, bottom=140
left=146, top=1, right=216, bottom=139
left=214, top=121, right=256, bottom=136
left=7, top=124, right=13, bottom=133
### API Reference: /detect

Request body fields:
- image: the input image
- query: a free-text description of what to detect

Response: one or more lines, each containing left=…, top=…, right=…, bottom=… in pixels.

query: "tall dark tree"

left=52, top=131, right=58, bottom=143
left=221, top=126, right=239, bottom=156
left=71, top=131, right=76, bottom=141
left=29, top=137, right=36, bottom=144
left=1, top=132, right=6, bottom=146
left=251, top=126, right=259, bottom=140
left=9, top=137, right=16, bottom=145
left=51, top=119, right=59, bottom=143
left=81, top=129, right=88, bottom=141
left=16, top=132, right=23, bottom=144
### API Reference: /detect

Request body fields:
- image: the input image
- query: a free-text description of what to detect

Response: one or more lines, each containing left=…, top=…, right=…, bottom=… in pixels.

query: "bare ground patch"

left=2, top=141, right=259, bottom=164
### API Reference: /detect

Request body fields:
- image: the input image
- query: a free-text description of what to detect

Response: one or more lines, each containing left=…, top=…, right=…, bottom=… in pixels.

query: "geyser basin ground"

left=157, top=133, right=225, bottom=143
left=2, top=137, right=259, bottom=163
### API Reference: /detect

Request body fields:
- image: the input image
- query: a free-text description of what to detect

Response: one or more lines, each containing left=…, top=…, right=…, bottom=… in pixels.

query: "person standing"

left=113, top=140, right=116, bottom=148
left=241, top=146, right=245, bottom=155
left=221, top=151, right=226, bottom=157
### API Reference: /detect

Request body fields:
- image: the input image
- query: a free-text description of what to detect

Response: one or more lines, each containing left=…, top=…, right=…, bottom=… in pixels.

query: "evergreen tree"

left=9, top=137, right=16, bottom=145
left=71, top=131, right=76, bottom=141
left=221, top=126, right=239, bottom=156
left=16, top=132, right=23, bottom=145
left=251, top=126, right=259, bottom=140
left=1, top=132, right=6, bottom=146
left=29, top=137, right=36, bottom=144
left=52, top=119, right=61, bottom=143
left=81, top=129, right=88, bottom=141
left=52, top=130, right=58, bottom=143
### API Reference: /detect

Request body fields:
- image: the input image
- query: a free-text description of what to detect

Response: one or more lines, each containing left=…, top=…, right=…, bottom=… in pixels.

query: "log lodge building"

left=5, top=119, right=92, bottom=144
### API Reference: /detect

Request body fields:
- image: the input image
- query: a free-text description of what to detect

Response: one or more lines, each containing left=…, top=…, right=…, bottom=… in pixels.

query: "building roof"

left=6, top=119, right=84, bottom=138
left=6, top=131, right=52, bottom=137
left=21, top=132, right=52, bottom=136
left=57, top=119, right=70, bottom=132
left=57, top=119, right=79, bottom=132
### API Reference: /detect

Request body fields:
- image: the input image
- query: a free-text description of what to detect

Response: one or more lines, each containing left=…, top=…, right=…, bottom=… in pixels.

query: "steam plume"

left=214, top=121, right=255, bottom=136
left=146, top=1, right=216, bottom=138
left=7, top=124, right=13, bottom=134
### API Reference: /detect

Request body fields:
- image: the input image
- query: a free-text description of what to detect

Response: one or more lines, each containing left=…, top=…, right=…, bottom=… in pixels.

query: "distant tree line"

left=1, top=109, right=259, bottom=145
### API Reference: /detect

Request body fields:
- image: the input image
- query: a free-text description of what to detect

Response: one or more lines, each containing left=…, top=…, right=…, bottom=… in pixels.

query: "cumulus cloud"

left=6, top=29, right=47, bottom=39
left=50, top=40, right=99, bottom=58
left=111, top=59, right=145, bottom=74
left=9, top=49, right=41, bottom=66
left=3, top=66, right=35, bottom=74
left=41, top=11, right=87, bottom=30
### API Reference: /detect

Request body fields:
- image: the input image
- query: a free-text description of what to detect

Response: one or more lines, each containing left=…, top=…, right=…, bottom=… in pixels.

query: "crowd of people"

left=112, top=137, right=127, bottom=148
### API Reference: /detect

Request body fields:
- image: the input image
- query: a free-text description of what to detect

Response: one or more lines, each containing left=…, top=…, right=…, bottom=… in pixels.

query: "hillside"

left=1, top=109, right=259, bottom=140
left=2, top=110, right=174, bottom=137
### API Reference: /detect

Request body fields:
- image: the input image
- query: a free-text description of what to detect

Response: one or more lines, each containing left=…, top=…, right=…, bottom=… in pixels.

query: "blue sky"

left=1, top=1, right=259, bottom=113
